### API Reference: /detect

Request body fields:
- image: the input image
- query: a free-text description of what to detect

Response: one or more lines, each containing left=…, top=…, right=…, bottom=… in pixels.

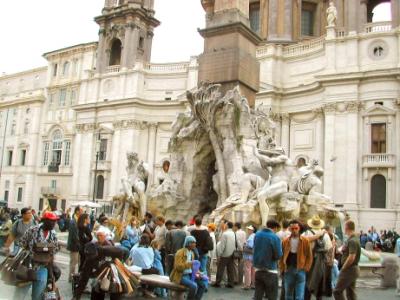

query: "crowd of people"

left=0, top=205, right=366, bottom=300
left=359, top=227, right=399, bottom=252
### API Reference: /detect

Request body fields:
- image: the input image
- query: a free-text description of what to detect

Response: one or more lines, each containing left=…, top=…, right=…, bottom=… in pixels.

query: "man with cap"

left=3, top=207, right=36, bottom=254
left=170, top=235, right=206, bottom=300
left=243, top=224, right=257, bottom=290
left=303, top=215, right=333, bottom=300
left=16, top=211, right=60, bottom=300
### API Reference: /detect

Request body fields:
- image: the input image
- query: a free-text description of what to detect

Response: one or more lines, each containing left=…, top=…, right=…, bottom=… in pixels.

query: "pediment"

left=98, top=123, right=114, bottom=134
left=18, top=142, right=30, bottom=149
left=363, top=104, right=396, bottom=116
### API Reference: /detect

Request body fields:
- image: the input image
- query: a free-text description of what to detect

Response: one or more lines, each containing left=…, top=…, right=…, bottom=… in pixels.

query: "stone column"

left=392, top=0, right=400, bottom=28
left=147, top=123, right=158, bottom=185
left=259, top=0, right=269, bottom=40
left=96, top=26, right=107, bottom=73
left=280, top=113, right=290, bottom=155
left=282, top=0, right=293, bottom=41
left=110, top=122, right=122, bottom=196
left=359, top=0, right=368, bottom=32
left=268, top=0, right=278, bottom=40
left=312, top=108, right=324, bottom=163
left=345, top=102, right=360, bottom=207
left=346, top=0, right=359, bottom=34
left=121, top=21, right=138, bottom=70
left=323, top=104, right=336, bottom=197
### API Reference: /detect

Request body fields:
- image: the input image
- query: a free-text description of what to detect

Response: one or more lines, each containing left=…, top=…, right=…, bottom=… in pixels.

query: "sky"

left=0, top=1, right=391, bottom=75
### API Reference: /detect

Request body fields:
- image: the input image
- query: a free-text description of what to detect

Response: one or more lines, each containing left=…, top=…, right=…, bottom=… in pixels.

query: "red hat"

left=42, top=211, right=59, bottom=221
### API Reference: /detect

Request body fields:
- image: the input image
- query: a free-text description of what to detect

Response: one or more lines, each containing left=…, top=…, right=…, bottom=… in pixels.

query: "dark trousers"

left=90, top=288, right=122, bottom=300
left=333, top=266, right=359, bottom=300
left=254, top=270, right=278, bottom=300
left=215, top=256, right=235, bottom=286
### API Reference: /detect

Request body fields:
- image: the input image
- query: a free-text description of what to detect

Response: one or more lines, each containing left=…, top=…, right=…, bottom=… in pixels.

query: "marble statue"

left=147, top=82, right=339, bottom=226
left=120, top=152, right=149, bottom=218
left=326, top=1, right=337, bottom=27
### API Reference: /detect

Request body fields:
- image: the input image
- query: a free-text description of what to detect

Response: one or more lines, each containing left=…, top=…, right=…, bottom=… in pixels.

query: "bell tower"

left=95, top=0, right=160, bottom=73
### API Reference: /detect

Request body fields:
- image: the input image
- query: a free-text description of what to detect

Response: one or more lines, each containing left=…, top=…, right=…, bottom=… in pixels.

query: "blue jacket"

left=253, top=228, right=283, bottom=271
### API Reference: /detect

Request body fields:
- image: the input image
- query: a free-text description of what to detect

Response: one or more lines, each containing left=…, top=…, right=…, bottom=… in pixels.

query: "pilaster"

left=322, top=103, right=336, bottom=198
left=280, top=113, right=290, bottom=156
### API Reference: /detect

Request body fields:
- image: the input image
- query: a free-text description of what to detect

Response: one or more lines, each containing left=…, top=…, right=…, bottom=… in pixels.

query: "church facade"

left=0, top=0, right=399, bottom=230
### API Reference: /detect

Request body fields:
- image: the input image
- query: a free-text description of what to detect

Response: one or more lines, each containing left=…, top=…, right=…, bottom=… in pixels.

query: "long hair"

left=77, top=213, right=89, bottom=229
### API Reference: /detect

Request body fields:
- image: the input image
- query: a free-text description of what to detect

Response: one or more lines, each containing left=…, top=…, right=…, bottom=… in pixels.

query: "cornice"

left=322, top=101, right=363, bottom=114
left=73, top=97, right=186, bottom=112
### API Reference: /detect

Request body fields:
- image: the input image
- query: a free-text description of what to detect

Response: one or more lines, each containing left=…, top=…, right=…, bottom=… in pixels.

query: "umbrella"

left=75, top=201, right=102, bottom=208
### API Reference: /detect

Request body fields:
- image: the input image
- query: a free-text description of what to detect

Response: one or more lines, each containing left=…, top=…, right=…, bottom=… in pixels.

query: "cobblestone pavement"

left=0, top=251, right=398, bottom=300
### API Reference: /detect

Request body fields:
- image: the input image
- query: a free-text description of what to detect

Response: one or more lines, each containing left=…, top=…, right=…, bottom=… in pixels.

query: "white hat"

left=246, top=225, right=255, bottom=231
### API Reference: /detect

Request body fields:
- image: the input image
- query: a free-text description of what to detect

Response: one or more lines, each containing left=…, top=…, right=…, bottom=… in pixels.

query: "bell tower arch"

left=95, top=0, right=160, bottom=73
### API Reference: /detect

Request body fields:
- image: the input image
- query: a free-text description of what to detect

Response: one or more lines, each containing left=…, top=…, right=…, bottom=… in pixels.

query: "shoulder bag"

left=232, top=233, right=243, bottom=260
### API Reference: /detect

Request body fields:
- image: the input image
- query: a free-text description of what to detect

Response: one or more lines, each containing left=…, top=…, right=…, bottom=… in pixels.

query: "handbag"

left=100, top=268, right=111, bottom=291
left=232, top=233, right=243, bottom=260
left=32, top=242, right=55, bottom=264
left=43, top=281, right=61, bottom=300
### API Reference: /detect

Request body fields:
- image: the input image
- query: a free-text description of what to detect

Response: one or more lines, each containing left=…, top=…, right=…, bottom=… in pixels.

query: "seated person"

left=97, top=216, right=115, bottom=241
left=129, top=234, right=159, bottom=298
left=170, top=236, right=207, bottom=300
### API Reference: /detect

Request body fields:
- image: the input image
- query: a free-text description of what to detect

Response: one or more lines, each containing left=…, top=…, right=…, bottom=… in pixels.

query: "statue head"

left=127, top=152, right=139, bottom=163
left=313, top=166, right=324, bottom=178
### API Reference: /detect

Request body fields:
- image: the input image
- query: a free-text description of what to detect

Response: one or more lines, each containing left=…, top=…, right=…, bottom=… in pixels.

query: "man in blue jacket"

left=253, top=220, right=283, bottom=300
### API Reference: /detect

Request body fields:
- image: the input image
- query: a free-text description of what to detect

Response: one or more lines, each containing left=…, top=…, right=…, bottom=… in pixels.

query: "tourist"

left=122, top=216, right=141, bottom=250
left=304, top=215, right=333, bottom=300
left=165, top=219, right=174, bottom=231
left=170, top=235, right=207, bottom=300
left=98, top=216, right=115, bottom=241
left=333, top=220, right=361, bottom=300
left=3, top=207, right=36, bottom=255
left=16, top=211, right=60, bottom=300
left=151, top=240, right=167, bottom=298
left=213, top=220, right=236, bottom=288
left=253, top=220, right=282, bottom=300
left=360, top=231, right=368, bottom=248
left=67, top=205, right=83, bottom=282
left=130, top=234, right=159, bottom=298
left=276, top=220, right=291, bottom=240
left=242, top=225, right=256, bottom=290
left=233, top=222, right=246, bottom=285
left=207, top=223, right=217, bottom=279
left=154, top=215, right=167, bottom=269
left=143, top=211, right=156, bottom=235
left=279, top=219, right=313, bottom=300
left=165, top=220, right=189, bottom=274
left=191, top=217, right=213, bottom=273
left=77, top=213, right=92, bottom=271
left=0, top=213, right=12, bottom=248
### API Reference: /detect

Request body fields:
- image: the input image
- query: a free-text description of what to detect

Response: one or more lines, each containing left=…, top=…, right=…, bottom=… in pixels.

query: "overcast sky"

left=0, top=1, right=390, bottom=75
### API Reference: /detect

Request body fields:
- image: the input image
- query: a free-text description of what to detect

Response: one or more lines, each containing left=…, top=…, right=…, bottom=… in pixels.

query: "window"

left=96, top=175, right=105, bottom=199
left=371, top=123, right=386, bottom=153
left=139, top=37, right=144, bottom=49
left=43, top=142, right=50, bottom=166
left=99, top=139, right=107, bottom=161
left=39, top=198, right=44, bottom=211
left=59, top=89, right=67, bottom=106
left=64, top=140, right=71, bottom=166
left=4, top=190, right=9, bottom=203
left=62, top=61, right=70, bottom=76
left=24, top=120, right=29, bottom=134
left=17, top=187, right=23, bottom=203
left=109, top=39, right=122, bottom=66
left=49, top=92, right=56, bottom=106
left=53, top=64, right=58, bottom=77
left=51, top=180, right=57, bottom=189
left=7, top=150, right=13, bottom=166
left=249, top=3, right=260, bottom=33
left=51, top=130, right=63, bottom=166
left=72, top=59, right=78, bottom=75
left=20, top=149, right=26, bottom=166
left=301, top=2, right=316, bottom=36
left=371, top=174, right=386, bottom=208
left=5, top=180, right=10, bottom=189
left=12, top=108, right=17, bottom=116
left=10, top=122, right=16, bottom=136
left=70, top=89, right=77, bottom=105
left=373, top=46, right=384, bottom=57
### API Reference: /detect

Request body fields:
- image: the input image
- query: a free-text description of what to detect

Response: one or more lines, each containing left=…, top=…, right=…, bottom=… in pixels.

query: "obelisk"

left=198, top=0, right=260, bottom=106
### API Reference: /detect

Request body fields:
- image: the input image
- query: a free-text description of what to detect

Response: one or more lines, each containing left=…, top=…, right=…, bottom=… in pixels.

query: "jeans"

left=199, top=254, right=208, bottom=273
left=254, top=270, right=278, bottom=300
left=284, top=266, right=306, bottom=300
left=181, top=274, right=206, bottom=300
left=14, top=266, right=48, bottom=300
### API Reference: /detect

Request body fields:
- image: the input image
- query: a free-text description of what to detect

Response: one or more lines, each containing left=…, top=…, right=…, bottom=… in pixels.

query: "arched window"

left=109, top=39, right=122, bottom=66
left=96, top=175, right=104, bottom=199
left=371, top=174, right=386, bottom=208
left=62, top=61, right=70, bottom=76
left=368, top=1, right=391, bottom=23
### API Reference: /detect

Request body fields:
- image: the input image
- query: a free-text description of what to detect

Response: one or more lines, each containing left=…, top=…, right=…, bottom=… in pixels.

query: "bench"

left=138, top=274, right=188, bottom=300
